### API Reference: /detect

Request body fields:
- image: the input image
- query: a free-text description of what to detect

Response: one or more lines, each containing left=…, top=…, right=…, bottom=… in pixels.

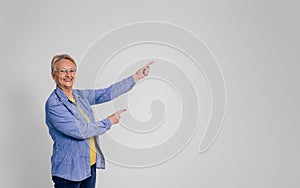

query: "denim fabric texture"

left=52, top=164, right=96, bottom=188
left=45, top=76, right=135, bottom=181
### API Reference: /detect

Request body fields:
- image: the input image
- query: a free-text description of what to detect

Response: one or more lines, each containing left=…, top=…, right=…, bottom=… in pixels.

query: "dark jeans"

left=52, top=164, right=96, bottom=188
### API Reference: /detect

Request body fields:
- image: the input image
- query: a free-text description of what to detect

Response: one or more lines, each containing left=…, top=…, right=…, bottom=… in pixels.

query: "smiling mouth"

left=63, top=78, right=72, bottom=82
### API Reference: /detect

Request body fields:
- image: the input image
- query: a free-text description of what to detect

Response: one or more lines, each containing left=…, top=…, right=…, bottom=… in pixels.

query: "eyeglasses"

left=53, top=68, right=77, bottom=75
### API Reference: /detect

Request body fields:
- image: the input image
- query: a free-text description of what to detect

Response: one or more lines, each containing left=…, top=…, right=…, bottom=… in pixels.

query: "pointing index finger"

left=146, top=61, right=155, bottom=66
left=118, top=109, right=127, bottom=114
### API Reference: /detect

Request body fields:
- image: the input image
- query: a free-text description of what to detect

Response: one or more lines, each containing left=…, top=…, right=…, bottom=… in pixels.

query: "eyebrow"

left=57, top=67, right=76, bottom=69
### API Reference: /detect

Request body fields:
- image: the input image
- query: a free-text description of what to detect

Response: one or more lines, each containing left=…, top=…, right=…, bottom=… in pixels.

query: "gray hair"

left=50, top=54, right=77, bottom=72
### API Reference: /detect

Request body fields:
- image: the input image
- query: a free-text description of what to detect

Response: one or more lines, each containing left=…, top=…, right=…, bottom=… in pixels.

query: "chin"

left=62, top=83, right=74, bottom=88
left=65, top=84, right=74, bottom=88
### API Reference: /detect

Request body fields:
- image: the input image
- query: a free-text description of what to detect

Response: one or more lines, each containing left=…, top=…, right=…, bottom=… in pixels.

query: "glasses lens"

left=59, top=69, right=67, bottom=74
left=55, top=68, right=76, bottom=74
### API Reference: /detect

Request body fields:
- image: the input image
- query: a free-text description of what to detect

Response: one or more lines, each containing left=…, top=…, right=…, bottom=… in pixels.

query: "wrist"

left=108, top=115, right=116, bottom=125
left=133, top=73, right=140, bottom=83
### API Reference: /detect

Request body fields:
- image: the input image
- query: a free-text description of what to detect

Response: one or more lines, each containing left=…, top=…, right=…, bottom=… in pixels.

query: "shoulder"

left=45, top=89, right=60, bottom=108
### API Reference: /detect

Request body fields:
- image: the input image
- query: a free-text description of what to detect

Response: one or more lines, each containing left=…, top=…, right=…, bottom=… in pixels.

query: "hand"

left=108, top=109, right=126, bottom=125
left=133, top=61, right=155, bottom=82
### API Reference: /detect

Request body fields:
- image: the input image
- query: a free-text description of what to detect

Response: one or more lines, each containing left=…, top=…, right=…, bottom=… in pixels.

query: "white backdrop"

left=0, top=0, right=299, bottom=187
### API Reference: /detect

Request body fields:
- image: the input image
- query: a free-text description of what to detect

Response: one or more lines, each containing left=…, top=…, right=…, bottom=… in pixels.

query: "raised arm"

left=84, top=61, right=155, bottom=105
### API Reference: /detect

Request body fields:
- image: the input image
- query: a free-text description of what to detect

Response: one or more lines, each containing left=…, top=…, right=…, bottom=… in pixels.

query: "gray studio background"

left=0, top=0, right=299, bottom=187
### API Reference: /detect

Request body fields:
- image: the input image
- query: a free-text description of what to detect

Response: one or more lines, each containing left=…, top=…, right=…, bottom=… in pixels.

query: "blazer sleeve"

left=46, top=101, right=112, bottom=139
left=83, top=75, right=136, bottom=105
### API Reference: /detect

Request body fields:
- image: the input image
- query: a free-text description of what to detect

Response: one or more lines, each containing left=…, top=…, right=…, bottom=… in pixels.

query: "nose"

left=65, top=71, right=72, bottom=76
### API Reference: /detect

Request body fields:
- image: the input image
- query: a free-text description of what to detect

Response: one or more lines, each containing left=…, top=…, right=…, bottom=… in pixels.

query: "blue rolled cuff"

left=102, top=117, right=112, bottom=130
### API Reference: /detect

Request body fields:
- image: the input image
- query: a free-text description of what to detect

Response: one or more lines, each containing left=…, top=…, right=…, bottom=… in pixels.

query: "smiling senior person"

left=45, top=54, right=154, bottom=188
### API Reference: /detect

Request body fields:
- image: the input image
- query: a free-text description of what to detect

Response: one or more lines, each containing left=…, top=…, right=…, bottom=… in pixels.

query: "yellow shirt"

left=70, top=97, right=96, bottom=166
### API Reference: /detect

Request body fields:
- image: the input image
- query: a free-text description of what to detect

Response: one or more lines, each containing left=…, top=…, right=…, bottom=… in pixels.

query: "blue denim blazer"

left=45, top=76, right=135, bottom=181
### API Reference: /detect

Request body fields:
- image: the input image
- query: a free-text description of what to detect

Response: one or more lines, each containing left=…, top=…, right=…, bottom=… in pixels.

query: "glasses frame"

left=53, top=68, right=77, bottom=75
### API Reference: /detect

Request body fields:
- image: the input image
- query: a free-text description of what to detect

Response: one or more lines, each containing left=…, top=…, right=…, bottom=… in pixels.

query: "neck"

left=58, top=86, right=73, bottom=99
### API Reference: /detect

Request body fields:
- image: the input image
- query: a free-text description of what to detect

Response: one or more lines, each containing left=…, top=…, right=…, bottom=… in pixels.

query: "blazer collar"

left=55, top=86, right=81, bottom=103
left=55, top=86, right=69, bottom=101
